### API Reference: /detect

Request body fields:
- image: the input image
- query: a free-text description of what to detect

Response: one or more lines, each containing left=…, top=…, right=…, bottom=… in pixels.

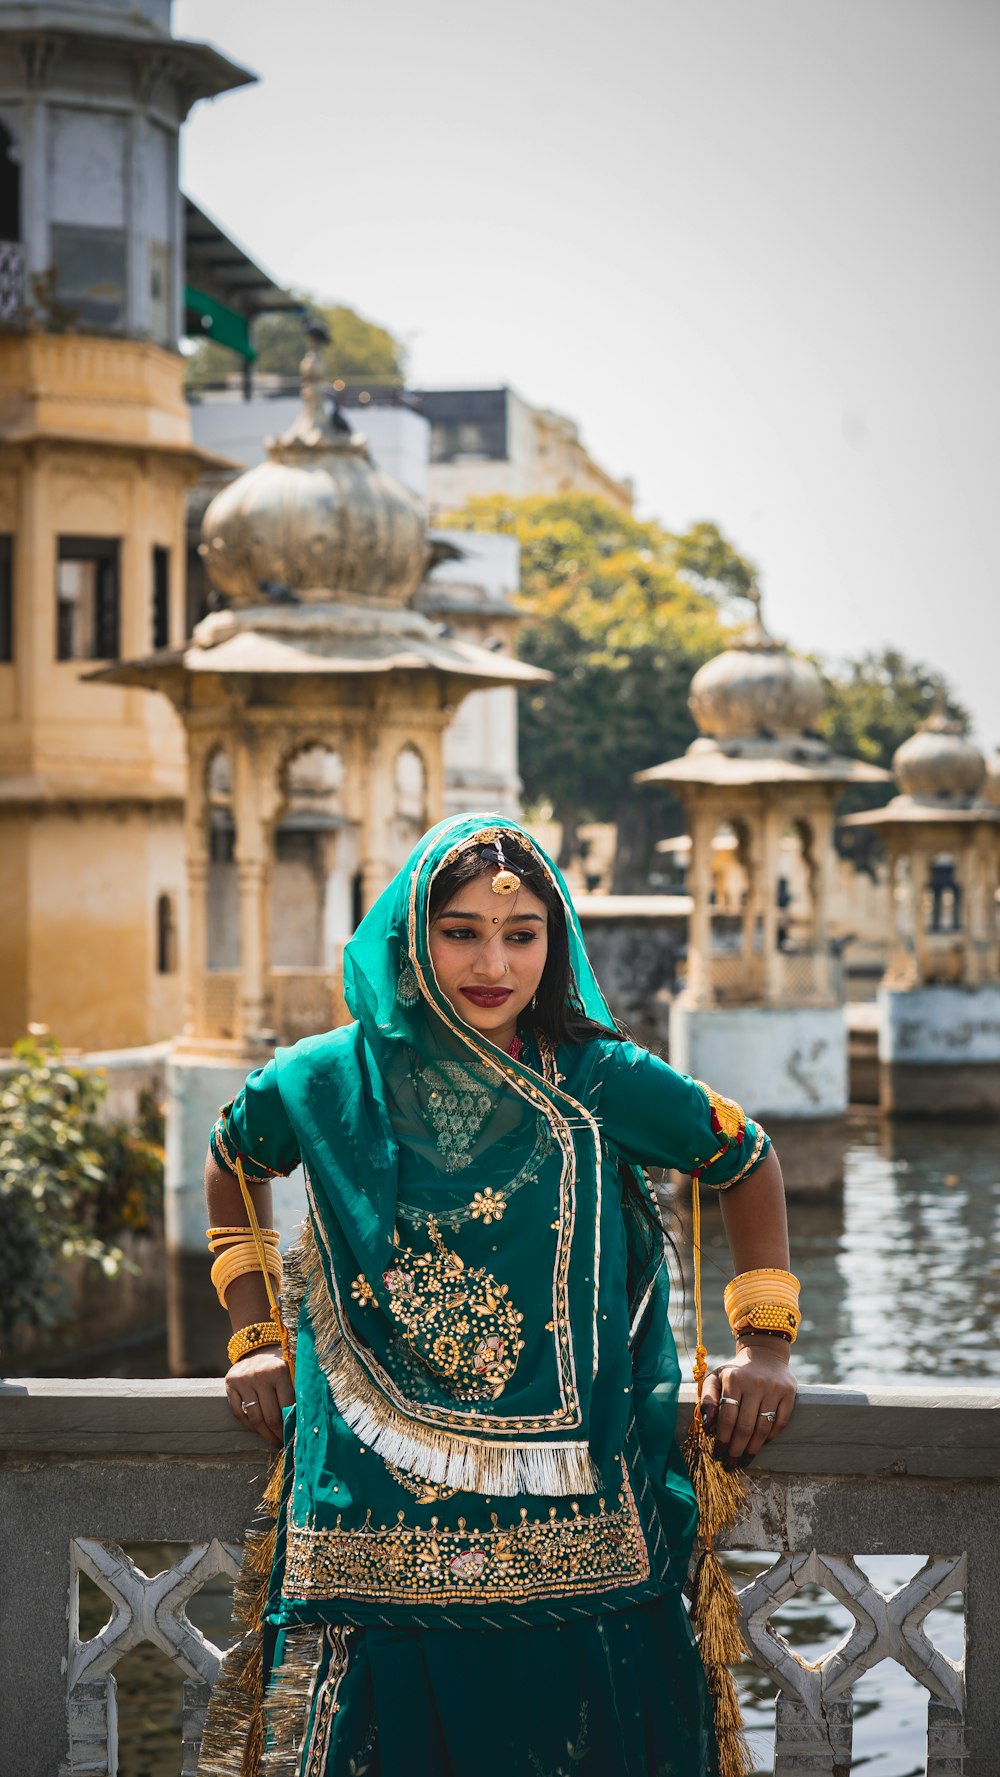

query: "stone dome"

left=200, top=352, right=428, bottom=607
left=688, top=603, right=825, bottom=742
left=893, top=710, right=985, bottom=800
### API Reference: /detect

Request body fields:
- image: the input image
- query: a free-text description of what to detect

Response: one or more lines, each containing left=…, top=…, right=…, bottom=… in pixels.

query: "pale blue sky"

left=175, top=0, right=999, bottom=748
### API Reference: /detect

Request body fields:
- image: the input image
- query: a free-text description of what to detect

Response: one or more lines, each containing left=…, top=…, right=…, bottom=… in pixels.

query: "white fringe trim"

left=305, top=1230, right=600, bottom=1498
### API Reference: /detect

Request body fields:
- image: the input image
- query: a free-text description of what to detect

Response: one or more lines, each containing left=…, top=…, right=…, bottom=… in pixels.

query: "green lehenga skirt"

left=265, top=1596, right=718, bottom=1777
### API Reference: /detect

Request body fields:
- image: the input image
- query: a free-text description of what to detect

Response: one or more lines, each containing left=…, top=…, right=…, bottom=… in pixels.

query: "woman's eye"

left=509, top=930, right=538, bottom=943
left=441, top=927, right=475, bottom=941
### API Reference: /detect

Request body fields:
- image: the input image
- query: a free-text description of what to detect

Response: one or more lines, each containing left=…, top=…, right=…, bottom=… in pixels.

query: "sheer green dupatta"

left=274, top=814, right=625, bottom=1500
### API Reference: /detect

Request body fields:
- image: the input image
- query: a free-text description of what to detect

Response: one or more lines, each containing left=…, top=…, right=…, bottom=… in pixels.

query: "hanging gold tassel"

left=682, top=1171, right=754, bottom=1777
left=197, top=1442, right=286, bottom=1776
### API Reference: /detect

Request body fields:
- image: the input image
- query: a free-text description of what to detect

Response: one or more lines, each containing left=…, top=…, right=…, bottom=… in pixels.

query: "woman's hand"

left=225, top=1348, right=294, bottom=1449
left=700, top=1339, right=797, bottom=1467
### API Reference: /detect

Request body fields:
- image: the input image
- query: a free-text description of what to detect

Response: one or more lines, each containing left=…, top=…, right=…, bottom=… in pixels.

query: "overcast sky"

left=175, top=0, right=999, bottom=749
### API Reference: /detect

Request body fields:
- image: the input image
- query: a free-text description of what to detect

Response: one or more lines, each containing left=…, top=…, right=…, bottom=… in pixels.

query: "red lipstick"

left=460, top=988, right=513, bottom=1008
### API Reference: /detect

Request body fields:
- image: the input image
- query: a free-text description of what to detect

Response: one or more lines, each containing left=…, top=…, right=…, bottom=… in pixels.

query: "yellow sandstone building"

left=0, top=0, right=253, bottom=1048
left=0, top=334, right=209, bottom=1046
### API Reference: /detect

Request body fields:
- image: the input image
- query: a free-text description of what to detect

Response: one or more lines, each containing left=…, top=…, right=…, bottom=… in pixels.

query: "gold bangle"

left=724, top=1266, right=799, bottom=1304
left=208, top=1232, right=280, bottom=1256
left=207, top=1227, right=279, bottom=1254
left=211, top=1245, right=283, bottom=1307
left=227, top=1320, right=283, bottom=1365
left=213, top=1257, right=284, bottom=1305
left=733, top=1304, right=801, bottom=1341
left=207, top=1226, right=280, bottom=1239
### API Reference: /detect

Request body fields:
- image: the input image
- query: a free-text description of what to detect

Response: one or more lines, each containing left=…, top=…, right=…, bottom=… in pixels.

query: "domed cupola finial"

left=198, top=327, right=428, bottom=609
left=892, top=695, right=985, bottom=802
left=687, top=583, right=826, bottom=746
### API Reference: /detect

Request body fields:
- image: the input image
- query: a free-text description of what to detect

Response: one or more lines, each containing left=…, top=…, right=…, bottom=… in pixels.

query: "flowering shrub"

left=0, top=1037, right=164, bottom=1354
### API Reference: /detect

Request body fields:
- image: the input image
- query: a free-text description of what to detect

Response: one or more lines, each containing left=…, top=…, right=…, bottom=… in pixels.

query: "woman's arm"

left=700, top=1145, right=798, bottom=1466
left=206, top=1150, right=295, bottom=1449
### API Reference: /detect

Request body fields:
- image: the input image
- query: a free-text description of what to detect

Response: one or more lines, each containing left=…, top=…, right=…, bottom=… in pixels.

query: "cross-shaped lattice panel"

left=62, top=1538, right=241, bottom=1777
left=734, top=1549, right=967, bottom=1774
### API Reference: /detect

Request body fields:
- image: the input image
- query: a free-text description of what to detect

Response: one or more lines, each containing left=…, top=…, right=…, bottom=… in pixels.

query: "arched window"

left=156, top=893, right=177, bottom=975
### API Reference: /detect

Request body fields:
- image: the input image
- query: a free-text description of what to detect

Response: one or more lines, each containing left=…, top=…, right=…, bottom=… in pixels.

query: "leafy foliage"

left=0, top=1039, right=164, bottom=1355
left=185, top=297, right=406, bottom=389
left=441, top=495, right=754, bottom=888
left=819, top=650, right=970, bottom=865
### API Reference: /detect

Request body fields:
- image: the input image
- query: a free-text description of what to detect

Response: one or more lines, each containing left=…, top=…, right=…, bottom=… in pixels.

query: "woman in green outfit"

left=198, top=814, right=797, bottom=1777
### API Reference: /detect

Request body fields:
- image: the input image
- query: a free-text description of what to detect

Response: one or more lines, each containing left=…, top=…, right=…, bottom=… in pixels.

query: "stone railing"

left=0, top=1380, right=996, bottom=1775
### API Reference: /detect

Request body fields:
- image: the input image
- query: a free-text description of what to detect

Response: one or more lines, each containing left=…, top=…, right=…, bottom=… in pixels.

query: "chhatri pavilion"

left=842, top=707, right=1000, bottom=1116
left=636, top=592, right=887, bottom=1178
left=93, top=348, right=547, bottom=1370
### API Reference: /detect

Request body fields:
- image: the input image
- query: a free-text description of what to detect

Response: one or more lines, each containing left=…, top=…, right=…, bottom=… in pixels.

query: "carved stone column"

left=684, top=799, right=715, bottom=1008
left=232, top=734, right=271, bottom=1042
left=886, top=833, right=918, bottom=988
left=358, top=708, right=401, bottom=914
left=809, top=798, right=836, bottom=1002
left=762, top=798, right=784, bottom=1004
left=182, top=745, right=210, bottom=1037
left=910, top=842, right=933, bottom=987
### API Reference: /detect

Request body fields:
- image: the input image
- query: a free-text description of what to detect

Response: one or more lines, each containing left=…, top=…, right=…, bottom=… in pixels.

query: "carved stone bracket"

left=735, top=1548, right=967, bottom=1773
left=62, top=1538, right=241, bottom=1776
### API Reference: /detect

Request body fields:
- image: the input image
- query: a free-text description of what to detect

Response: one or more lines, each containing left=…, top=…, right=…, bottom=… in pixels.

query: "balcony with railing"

left=0, top=239, right=25, bottom=320
left=1, top=1380, right=995, bottom=1774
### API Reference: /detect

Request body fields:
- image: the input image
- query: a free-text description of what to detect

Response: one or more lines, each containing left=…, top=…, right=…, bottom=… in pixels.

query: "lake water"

left=76, top=1113, right=997, bottom=1775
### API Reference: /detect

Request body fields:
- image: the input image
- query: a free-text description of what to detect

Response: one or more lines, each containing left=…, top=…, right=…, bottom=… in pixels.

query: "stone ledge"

left=1, top=1378, right=997, bottom=1476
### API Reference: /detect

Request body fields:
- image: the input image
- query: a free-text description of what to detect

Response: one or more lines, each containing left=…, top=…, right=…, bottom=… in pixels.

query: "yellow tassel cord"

left=232, top=1156, right=296, bottom=1387
left=195, top=1445, right=285, bottom=1777
left=681, top=1172, right=755, bottom=1777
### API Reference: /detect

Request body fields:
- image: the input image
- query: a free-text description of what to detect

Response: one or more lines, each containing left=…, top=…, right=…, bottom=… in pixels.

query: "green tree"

left=819, top=650, right=970, bottom=865
left=441, top=495, right=754, bottom=888
left=0, top=1038, right=164, bottom=1357
left=185, top=298, right=406, bottom=389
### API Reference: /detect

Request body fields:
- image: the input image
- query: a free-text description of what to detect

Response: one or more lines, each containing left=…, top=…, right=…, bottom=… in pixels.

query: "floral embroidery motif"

left=422, top=1061, right=496, bottom=1171
left=469, top=1187, right=506, bottom=1225
left=350, top=1274, right=378, bottom=1308
left=283, top=1478, right=649, bottom=1605
left=382, top=1217, right=524, bottom=1402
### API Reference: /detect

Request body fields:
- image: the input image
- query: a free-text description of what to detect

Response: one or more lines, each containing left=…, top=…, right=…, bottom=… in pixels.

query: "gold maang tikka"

left=491, top=837, right=521, bottom=896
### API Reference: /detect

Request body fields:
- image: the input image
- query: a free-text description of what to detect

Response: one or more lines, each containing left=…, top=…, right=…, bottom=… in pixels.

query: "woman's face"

left=428, top=871, right=549, bottom=1051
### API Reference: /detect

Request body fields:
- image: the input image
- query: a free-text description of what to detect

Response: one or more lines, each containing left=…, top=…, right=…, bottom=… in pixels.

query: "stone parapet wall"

left=1, top=1379, right=996, bottom=1773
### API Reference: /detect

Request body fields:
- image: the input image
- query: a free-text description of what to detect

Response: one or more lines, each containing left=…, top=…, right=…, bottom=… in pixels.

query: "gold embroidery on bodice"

left=283, top=1476, right=649, bottom=1606
left=383, top=1217, right=525, bottom=1402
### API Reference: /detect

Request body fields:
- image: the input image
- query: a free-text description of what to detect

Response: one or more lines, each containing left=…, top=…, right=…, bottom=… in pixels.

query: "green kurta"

left=199, top=816, right=769, bottom=1777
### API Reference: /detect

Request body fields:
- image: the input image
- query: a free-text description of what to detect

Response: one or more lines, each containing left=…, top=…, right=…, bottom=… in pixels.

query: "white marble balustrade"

left=0, top=1380, right=996, bottom=1775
